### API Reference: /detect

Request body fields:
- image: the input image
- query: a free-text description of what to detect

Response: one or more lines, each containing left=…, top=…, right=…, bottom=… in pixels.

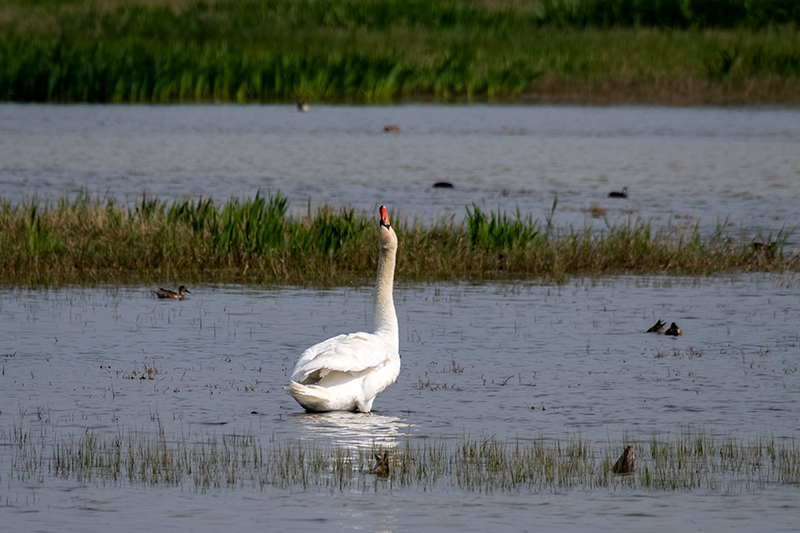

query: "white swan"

left=287, top=205, right=400, bottom=413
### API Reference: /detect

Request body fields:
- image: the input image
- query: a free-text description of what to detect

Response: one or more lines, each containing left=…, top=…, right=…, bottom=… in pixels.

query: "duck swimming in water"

left=608, top=187, right=628, bottom=198
left=153, top=286, right=191, bottom=300
left=646, top=319, right=666, bottom=334
left=612, top=445, right=635, bottom=474
left=368, top=451, right=390, bottom=477
left=665, top=322, right=682, bottom=336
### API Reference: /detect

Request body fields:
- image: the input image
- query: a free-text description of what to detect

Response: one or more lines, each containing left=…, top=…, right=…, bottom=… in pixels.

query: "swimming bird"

left=608, top=187, right=628, bottom=198
left=665, top=322, right=682, bottom=336
left=297, top=99, right=309, bottom=112
left=287, top=205, right=400, bottom=413
left=646, top=319, right=666, bottom=334
left=612, top=445, right=635, bottom=474
left=368, top=451, right=390, bottom=477
left=432, top=181, right=454, bottom=189
left=153, top=286, right=191, bottom=300
left=383, top=125, right=400, bottom=133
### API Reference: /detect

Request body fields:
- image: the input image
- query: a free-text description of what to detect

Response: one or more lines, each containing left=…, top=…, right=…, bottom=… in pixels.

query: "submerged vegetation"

left=0, top=192, right=795, bottom=285
left=0, top=0, right=799, bottom=104
left=3, top=424, right=798, bottom=492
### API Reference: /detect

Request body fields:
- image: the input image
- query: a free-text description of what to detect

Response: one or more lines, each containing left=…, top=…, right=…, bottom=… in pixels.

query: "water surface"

left=1, top=278, right=798, bottom=530
left=2, top=104, right=799, bottom=243
left=1, top=104, right=799, bottom=530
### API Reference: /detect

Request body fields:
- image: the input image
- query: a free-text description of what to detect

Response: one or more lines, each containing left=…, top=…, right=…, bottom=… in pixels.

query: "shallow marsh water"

left=1, top=103, right=800, bottom=531
left=1, top=277, right=798, bottom=531
left=2, top=104, right=800, bottom=244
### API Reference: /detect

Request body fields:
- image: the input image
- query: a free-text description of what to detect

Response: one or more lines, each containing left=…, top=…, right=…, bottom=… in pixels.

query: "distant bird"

left=153, top=286, right=191, bottom=300
left=646, top=319, right=666, bottom=334
left=368, top=451, right=390, bottom=477
left=286, top=205, right=400, bottom=413
left=665, top=322, right=682, bottom=336
left=297, top=99, right=309, bottom=112
left=383, top=125, right=401, bottom=133
left=432, top=181, right=454, bottom=189
left=612, top=445, right=635, bottom=474
left=608, top=187, right=628, bottom=198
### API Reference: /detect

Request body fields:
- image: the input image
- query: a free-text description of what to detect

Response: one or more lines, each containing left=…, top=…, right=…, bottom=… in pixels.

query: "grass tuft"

left=3, top=426, right=798, bottom=492
left=0, top=193, right=795, bottom=285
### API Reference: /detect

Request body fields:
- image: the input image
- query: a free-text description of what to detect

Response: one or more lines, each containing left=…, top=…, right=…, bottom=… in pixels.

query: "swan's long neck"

left=373, top=237, right=398, bottom=351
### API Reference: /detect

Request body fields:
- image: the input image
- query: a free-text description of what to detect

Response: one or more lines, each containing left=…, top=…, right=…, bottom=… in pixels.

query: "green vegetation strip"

left=3, top=425, right=798, bottom=491
left=0, top=193, right=794, bottom=285
left=1, top=0, right=799, bottom=104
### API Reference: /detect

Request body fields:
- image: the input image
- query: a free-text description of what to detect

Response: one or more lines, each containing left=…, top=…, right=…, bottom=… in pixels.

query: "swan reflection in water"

left=288, top=410, right=411, bottom=449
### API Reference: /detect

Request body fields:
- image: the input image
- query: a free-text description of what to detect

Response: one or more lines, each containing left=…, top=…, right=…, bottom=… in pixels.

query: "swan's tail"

left=286, top=381, right=337, bottom=412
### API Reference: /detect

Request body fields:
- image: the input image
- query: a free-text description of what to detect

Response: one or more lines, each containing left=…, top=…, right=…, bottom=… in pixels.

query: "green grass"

left=0, top=193, right=795, bottom=286
left=4, top=424, right=799, bottom=491
left=1, top=0, right=799, bottom=104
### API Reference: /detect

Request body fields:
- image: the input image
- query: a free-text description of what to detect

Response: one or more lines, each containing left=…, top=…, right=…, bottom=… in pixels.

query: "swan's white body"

left=287, top=206, right=400, bottom=413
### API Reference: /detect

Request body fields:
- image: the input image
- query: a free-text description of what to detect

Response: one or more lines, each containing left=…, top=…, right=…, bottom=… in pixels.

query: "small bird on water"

left=153, top=286, right=191, bottom=300
left=646, top=319, right=666, bottom=334
left=608, top=187, right=628, bottom=198
left=612, top=445, right=635, bottom=474
left=665, top=322, right=682, bottom=336
left=297, top=99, right=309, bottom=112
left=368, top=451, right=390, bottom=477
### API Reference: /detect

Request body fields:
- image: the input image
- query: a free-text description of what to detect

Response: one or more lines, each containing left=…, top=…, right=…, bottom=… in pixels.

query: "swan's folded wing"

left=291, top=332, right=391, bottom=383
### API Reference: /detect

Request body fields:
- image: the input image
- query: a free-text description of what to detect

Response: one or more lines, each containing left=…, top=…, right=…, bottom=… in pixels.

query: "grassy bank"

left=5, top=424, right=799, bottom=491
left=1, top=0, right=799, bottom=104
left=0, top=193, right=794, bottom=286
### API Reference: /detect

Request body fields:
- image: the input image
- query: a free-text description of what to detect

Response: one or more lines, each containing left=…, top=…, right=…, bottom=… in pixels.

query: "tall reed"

left=1, top=0, right=799, bottom=104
